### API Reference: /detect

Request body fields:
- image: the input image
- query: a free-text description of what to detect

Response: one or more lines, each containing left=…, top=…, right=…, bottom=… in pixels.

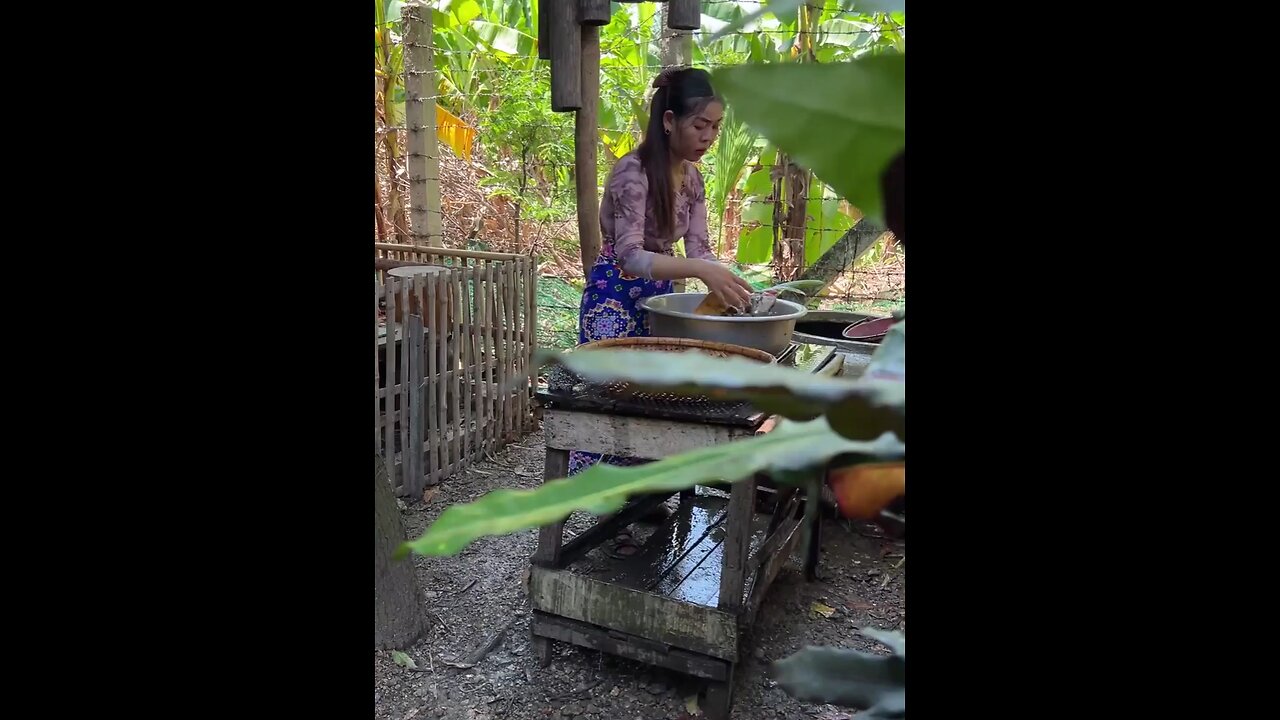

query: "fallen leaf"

left=811, top=602, right=837, bottom=618
left=392, top=650, right=418, bottom=670
left=422, top=487, right=438, bottom=504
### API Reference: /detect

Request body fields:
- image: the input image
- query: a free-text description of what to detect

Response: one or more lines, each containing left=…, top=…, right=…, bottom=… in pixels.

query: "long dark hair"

left=636, top=67, right=719, bottom=239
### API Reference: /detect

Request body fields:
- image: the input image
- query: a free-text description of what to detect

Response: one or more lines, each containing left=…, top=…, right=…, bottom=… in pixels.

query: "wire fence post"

left=404, top=1, right=443, bottom=248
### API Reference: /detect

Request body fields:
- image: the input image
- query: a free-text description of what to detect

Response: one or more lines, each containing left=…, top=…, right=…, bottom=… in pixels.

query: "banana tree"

left=375, top=0, right=409, bottom=242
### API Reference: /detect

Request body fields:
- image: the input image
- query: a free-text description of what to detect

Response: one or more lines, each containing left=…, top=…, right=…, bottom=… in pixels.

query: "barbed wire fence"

left=375, top=2, right=905, bottom=348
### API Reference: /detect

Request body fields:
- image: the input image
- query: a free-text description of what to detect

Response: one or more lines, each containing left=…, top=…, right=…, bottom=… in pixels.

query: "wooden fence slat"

left=405, top=311, right=425, bottom=497
left=435, top=268, right=448, bottom=486
left=424, top=272, right=438, bottom=486
left=452, top=268, right=464, bottom=472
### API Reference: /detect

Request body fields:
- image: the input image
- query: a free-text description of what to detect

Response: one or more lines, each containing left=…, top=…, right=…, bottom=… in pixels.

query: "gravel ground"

left=375, top=428, right=905, bottom=720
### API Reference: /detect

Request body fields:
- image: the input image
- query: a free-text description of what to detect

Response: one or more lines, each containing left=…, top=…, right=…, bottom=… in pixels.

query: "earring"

left=664, top=128, right=670, bottom=135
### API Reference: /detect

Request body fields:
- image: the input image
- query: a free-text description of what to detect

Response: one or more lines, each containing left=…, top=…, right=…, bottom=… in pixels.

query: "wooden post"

left=668, top=0, right=700, bottom=31
left=575, top=25, right=602, bottom=278
left=661, top=1, right=693, bottom=292
left=403, top=2, right=443, bottom=247
left=548, top=0, right=581, bottom=111
left=537, top=0, right=550, bottom=60
left=580, top=0, right=610, bottom=25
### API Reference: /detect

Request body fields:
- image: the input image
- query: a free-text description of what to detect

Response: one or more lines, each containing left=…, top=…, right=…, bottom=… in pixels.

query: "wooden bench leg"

left=704, top=663, right=735, bottom=720
left=531, top=448, right=570, bottom=666
left=801, top=475, right=823, bottom=582
left=533, top=635, right=554, bottom=668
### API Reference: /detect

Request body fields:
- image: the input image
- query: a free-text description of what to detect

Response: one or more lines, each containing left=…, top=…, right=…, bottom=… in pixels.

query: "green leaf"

left=712, top=57, right=905, bottom=223
left=767, top=279, right=825, bottom=296
left=771, top=638, right=904, bottom=716
left=400, top=418, right=903, bottom=557
left=471, top=21, right=530, bottom=55
left=737, top=224, right=773, bottom=264
left=391, top=650, right=419, bottom=670
left=537, top=345, right=903, bottom=439
left=741, top=198, right=774, bottom=225
left=744, top=167, right=773, bottom=197
left=805, top=194, right=853, bottom=265
left=449, top=0, right=482, bottom=25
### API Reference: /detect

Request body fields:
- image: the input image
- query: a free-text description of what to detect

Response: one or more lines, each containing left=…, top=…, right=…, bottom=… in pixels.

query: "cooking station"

left=528, top=339, right=851, bottom=720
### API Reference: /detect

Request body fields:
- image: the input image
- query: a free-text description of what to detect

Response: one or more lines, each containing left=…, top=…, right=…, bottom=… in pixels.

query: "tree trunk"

left=797, top=218, right=890, bottom=292
left=374, top=456, right=427, bottom=650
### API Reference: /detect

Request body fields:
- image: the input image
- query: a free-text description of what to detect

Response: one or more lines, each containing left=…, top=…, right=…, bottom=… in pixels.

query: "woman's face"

left=664, top=99, right=724, bottom=163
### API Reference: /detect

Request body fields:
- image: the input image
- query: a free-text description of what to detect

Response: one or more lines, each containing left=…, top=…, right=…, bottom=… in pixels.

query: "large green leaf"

left=805, top=192, right=854, bottom=265
left=737, top=225, right=773, bottom=264
left=470, top=20, right=532, bottom=55
left=537, top=334, right=904, bottom=441
left=771, top=629, right=905, bottom=717
left=744, top=167, right=774, bottom=197
left=712, top=57, right=905, bottom=222
left=399, top=418, right=904, bottom=557
left=449, top=0, right=482, bottom=25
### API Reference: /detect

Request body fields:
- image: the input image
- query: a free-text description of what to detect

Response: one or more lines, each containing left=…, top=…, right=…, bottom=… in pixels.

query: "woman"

left=571, top=68, right=754, bottom=552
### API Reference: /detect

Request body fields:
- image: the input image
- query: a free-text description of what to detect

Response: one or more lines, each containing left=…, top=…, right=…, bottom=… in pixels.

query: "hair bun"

left=652, top=68, right=679, bottom=89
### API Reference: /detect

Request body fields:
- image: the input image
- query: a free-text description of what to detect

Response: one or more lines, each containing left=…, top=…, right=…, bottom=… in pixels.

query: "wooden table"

left=528, top=348, right=842, bottom=720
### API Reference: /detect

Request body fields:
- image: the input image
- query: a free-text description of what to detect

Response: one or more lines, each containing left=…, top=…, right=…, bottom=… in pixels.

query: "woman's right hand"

left=695, top=260, right=754, bottom=312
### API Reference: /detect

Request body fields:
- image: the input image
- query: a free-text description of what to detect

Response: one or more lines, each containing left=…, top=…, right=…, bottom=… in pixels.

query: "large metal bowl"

left=638, top=292, right=807, bottom=355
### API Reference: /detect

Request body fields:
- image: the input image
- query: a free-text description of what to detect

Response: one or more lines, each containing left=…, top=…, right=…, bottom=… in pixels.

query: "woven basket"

left=574, top=336, right=776, bottom=364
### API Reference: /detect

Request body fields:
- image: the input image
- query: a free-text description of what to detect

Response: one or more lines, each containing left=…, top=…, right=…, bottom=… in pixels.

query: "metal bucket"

left=638, top=292, right=807, bottom=356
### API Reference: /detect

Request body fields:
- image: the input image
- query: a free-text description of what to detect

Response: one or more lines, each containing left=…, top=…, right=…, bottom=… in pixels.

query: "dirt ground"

left=375, top=428, right=906, bottom=720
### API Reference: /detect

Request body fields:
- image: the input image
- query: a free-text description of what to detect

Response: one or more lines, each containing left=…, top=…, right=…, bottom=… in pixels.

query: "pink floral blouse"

left=599, top=152, right=717, bottom=279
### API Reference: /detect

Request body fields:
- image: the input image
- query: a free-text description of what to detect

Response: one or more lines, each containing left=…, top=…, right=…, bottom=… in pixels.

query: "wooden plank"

left=398, top=279, right=412, bottom=485
left=374, top=278, right=381, bottom=454
left=422, top=272, right=437, bottom=481
left=472, top=263, right=487, bottom=454
left=505, top=259, right=517, bottom=439
left=743, top=513, right=804, bottom=626
left=523, top=259, right=535, bottom=430
left=529, top=566, right=739, bottom=662
left=487, top=262, right=499, bottom=450
left=496, top=261, right=509, bottom=443
left=543, top=410, right=754, bottom=459
left=383, top=282, right=398, bottom=483
left=375, top=243, right=523, bottom=263
left=404, top=313, right=425, bottom=497
left=461, top=268, right=473, bottom=462
left=531, top=612, right=729, bottom=681
left=718, top=475, right=756, bottom=614
left=533, top=448, right=570, bottom=567
left=451, top=269, right=464, bottom=472
left=436, top=269, right=449, bottom=484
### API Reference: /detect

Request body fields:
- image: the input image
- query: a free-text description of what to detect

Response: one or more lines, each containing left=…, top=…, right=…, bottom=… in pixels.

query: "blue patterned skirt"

left=568, top=249, right=673, bottom=476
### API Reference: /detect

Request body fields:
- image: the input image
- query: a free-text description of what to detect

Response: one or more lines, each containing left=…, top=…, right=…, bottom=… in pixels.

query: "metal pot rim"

left=638, top=292, right=808, bottom=323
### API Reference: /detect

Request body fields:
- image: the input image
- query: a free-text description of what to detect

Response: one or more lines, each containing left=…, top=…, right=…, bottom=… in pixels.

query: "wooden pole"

left=661, top=2, right=693, bottom=291
left=537, top=0, right=550, bottom=60
left=668, top=0, right=700, bottom=31
left=575, top=25, right=602, bottom=278
left=549, top=0, right=581, bottom=111
left=580, top=0, right=611, bottom=26
left=403, top=2, right=443, bottom=247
